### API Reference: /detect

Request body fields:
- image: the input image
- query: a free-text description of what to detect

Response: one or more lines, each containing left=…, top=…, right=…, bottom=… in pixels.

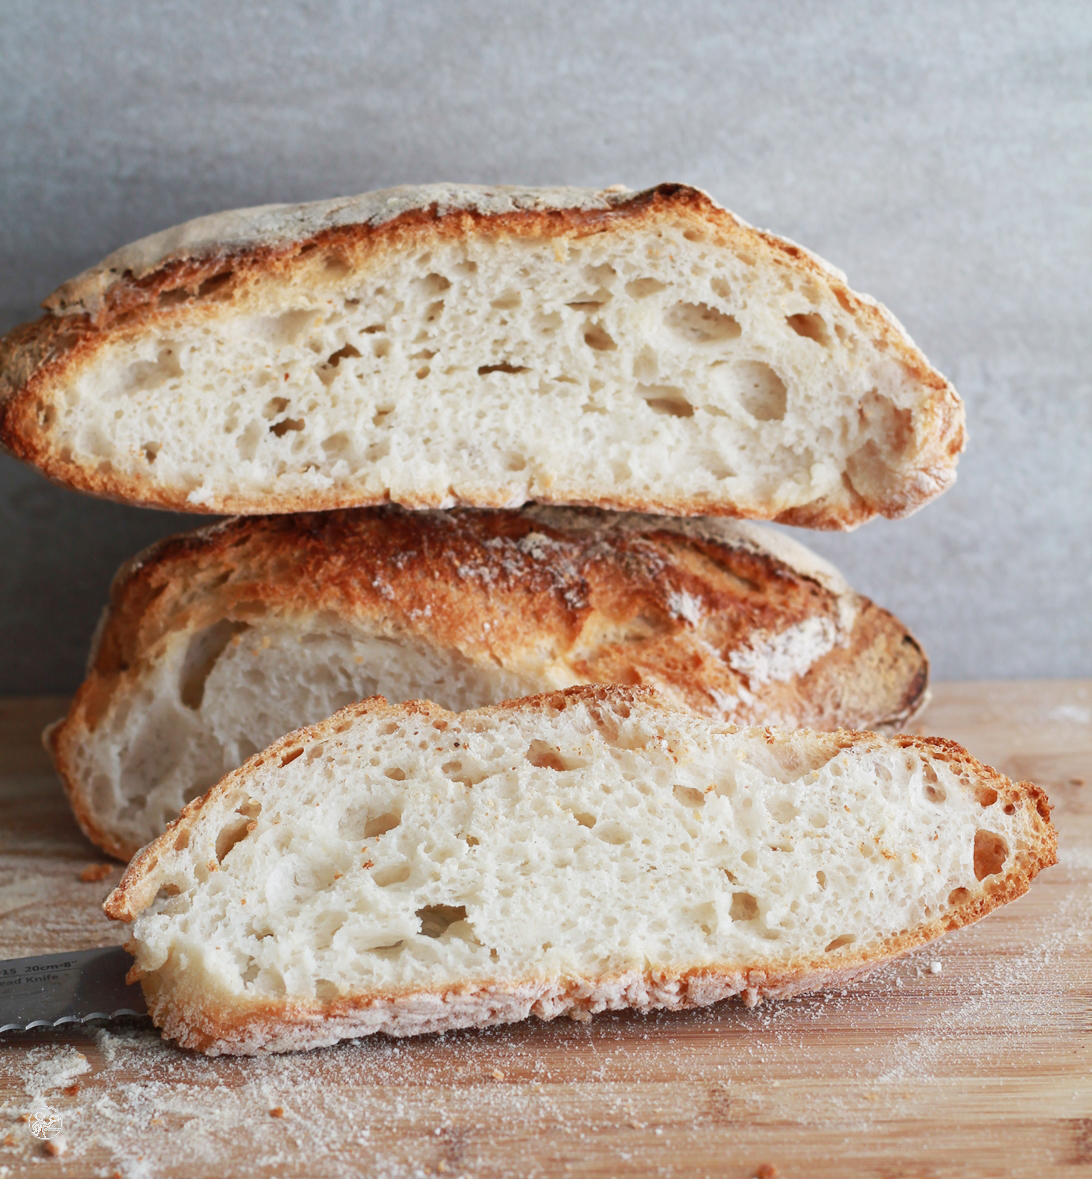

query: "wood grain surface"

left=0, top=682, right=1089, bottom=1178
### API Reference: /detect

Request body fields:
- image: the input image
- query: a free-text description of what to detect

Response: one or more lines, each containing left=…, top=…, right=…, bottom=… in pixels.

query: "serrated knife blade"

left=0, top=946, right=147, bottom=1032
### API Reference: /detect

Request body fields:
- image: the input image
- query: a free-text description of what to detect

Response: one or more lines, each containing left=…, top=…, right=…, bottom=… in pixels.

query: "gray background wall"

left=1, top=0, right=1089, bottom=693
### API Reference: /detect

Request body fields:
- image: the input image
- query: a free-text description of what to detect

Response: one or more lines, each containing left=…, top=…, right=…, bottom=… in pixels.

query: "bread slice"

left=48, top=505, right=928, bottom=861
left=1, top=183, right=963, bottom=527
left=103, top=685, right=1055, bottom=1056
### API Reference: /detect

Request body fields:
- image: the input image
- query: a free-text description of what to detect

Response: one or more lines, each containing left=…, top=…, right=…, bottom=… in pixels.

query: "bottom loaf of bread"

left=104, top=685, right=1055, bottom=1055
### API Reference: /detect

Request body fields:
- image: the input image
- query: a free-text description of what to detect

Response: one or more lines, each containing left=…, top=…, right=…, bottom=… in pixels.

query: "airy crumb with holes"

left=103, top=685, right=1053, bottom=1056
left=0, top=183, right=962, bottom=527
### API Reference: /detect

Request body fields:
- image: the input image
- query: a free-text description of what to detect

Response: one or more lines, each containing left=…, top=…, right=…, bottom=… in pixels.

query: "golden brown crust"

left=0, top=183, right=964, bottom=526
left=49, top=506, right=929, bottom=859
left=102, top=685, right=1056, bottom=1055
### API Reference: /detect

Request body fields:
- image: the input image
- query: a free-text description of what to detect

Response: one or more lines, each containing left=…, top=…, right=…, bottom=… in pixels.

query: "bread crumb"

left=490, top=1068, right=506, bottom=1080
left=755, top=1165, right=779, bottom=1179
left=3, top=1132, right=16, bottom=1146
left=44, top=1138, right=66, bottom=1157
left=929, top=961, right=943, bottom=975
left=80, top=863, right=114, bottom=882
left=269, top=1106, right=285, bottom=1118
left=63, top=1082, right=80, bottom=1096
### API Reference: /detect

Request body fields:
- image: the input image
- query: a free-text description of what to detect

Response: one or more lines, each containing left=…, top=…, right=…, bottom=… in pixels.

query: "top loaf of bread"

left=0, top=183, right=964, bottom=527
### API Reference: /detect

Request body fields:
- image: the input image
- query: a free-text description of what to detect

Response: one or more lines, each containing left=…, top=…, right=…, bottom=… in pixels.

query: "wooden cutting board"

left=0, top=682, right=1089, bottom=1178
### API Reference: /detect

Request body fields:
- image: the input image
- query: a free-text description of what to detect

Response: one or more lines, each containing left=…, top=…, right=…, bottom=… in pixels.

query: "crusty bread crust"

left=48, top=506, right=928, bottom=860
left=0, top=183, right=964, bottom=527
left=103, top=686, right=1056, bottom=1056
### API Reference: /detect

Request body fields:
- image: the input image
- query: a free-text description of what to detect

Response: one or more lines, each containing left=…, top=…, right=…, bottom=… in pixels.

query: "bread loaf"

left=104, top=685, right=1055, bottom=1056
left=48, top=506, right=928, bottom=860
left=1, top=183, right=963, bottom=527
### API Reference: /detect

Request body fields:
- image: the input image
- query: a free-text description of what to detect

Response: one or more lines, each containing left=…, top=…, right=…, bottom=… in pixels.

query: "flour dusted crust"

left=48, top=506, right=928, bottom=861
left=1, top=183, right=964, bottom=527
left=104, top=686, right=1055, bottom=1056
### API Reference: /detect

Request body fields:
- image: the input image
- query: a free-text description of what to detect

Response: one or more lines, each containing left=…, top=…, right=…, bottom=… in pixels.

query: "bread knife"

left=0, top=947, right=146, bottom=1032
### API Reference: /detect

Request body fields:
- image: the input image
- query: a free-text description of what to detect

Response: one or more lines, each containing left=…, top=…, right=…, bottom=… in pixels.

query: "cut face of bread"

left=1, top=183, right=963, bottom=527
left=104, top=686, right=1055, bottom=1056
left=48, top=506, right=928, bottom=861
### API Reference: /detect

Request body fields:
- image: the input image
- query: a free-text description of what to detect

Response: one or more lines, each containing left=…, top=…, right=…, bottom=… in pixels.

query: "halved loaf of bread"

left=48, top=506, right=928, bottom=861
left=104, top=685, right=1055, bottom=1056
left=1, top=183, right=963, bottom=527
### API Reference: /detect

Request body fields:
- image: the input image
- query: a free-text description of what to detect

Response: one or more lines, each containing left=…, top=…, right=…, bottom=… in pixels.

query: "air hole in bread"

left=710, top=276, right=732, bottom=300
left=440, top=760, right=488, bottom=788
left=280, top=748, right=303, bottom=767
left=824, top=933, right=855, bottom=952
left=215, top=816, right=252, bottom=863
left=418, top=272, right=452, bottom=297
left=815, top=870, right=827, bottom=889
left=786, top=312, right=831, bottom=347
left=368, top=860, right=409, bottom=887
left=314, top=978, right=340, bottom=1001
left=173, top=829, right=190, bottom=851
left=142, top=442, right=160, bottom=463
left=583, top=323, right=617, bottom=352
left=1003, top=803, right=1016, bottom=816
left=637, top=385, right=694, bottom=418
left=158, top=288, right=191, bottom=309
left=325, top=343, right=362, bottom=368
left=569, top=810, right=597, bottom=829
left=596, top=822, right=630, bottom=846
left=125, top=347, right=183, bottom=392
left=976, top=787, right=999, bottom=808
left=385, top=767, right=406, bottom=781
left=490, top=291, right=521, bottom=310
left=478, top=363, right=529, bottom=375
left=730, top=892, right=759, bottom=921
left=664, top=301, right=741, bottom=344
left=322, top=253, right=351, bottom=279
left=321, top=432, right=351, bottom=457
left=922, top=763, right=946, bottom=803
left=673, top=784, right=706, bottom=808
left=973, top=830, right=1008, bottom=880
left=584, top=262, right=617, bottom=286
left=735, top=361, right=788, bottom=421
left=196, top=270, right=235, bottom=299
left=528, top=741, right=588, bottom=771
left=948, top=887, right=971, bottom=906
left=415, top=367, right=430, bottom=380
left=534, top=310, right=563, bottom=334
left=416, top=904, right=467, bottom=938
left=179, top=620, right=250, bottom=709
left=270, top=417, right=305, bottom=437
left=625, top=277, right=667, bottom=299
